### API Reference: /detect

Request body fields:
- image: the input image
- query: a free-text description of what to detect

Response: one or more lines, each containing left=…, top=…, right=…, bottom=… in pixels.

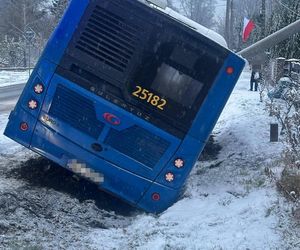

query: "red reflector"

left=226, top=67, right=234, bottom=75
left=152, top=193, right=160, bottom=201
left=20, top=122, right=28, bottom=131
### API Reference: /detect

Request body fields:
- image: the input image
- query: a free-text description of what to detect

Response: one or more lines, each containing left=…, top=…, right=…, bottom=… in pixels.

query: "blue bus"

left=4, top=0, right=245, bottom=213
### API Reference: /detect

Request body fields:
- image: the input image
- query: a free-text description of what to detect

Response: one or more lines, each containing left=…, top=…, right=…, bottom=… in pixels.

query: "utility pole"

left=225, top=0, right=230, bottom=46
left=229, top=0, right=234, bottom=49
left=261, top=0, right=266, bottom=38
left=225, top=0, right=234, bottom=49
left=23, top=1, right=27, bottom=68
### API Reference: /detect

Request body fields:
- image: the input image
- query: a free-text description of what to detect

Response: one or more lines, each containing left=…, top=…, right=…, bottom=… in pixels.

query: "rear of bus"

left=4, top=0, right=245, bottom=213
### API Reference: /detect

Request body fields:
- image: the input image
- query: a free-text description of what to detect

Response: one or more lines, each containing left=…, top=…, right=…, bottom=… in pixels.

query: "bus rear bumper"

left=4, top=107, right=36, bottom=148
left=137, top=182, right=180, bottom=214
left=28, top=121, right=179, bottom=213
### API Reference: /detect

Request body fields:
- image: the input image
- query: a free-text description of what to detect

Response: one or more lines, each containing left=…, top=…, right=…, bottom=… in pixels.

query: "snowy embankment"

left=88, top=70, right=287, bottom=249
left=0, top=70, right=297, bottom=249
left=0, top=70, right=29, bottom=88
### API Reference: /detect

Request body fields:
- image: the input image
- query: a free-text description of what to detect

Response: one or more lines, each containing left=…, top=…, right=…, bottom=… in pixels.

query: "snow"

left=0, top=70, right=29, bottom=88
left=0, top=114, right=21, bottom=155
left=88, top=70, right=286, bottom=249
left=163, top=7, right=227, bottom=48
left=280, top=77, right=292, bottom=82
left=0, top=70, right=298, bottom=249
left=139, top=1, right=228, bottom=48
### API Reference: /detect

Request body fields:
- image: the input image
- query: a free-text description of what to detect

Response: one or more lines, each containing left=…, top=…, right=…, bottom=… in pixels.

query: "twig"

left=265, top=167, right=298, bottom=202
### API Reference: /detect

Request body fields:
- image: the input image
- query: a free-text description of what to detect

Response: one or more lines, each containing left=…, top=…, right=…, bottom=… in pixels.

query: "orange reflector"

left=152, top=193, right=160, bottom=201
left=34, top=84, right=44, bottom=94
left=28, top=99, right=38, bottom=110
left=174, top=158, right=184, bottom=169
left=20, top=122, right=28, bottom=131
left=226, top=67, right=234, bottom=75
left=165, top=172, right=174, bottom=182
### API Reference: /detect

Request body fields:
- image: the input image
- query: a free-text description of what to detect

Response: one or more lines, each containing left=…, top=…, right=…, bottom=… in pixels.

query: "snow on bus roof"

left=163, top=7, right=228, bottom=48
left=138, top=1, right=228, bottom=48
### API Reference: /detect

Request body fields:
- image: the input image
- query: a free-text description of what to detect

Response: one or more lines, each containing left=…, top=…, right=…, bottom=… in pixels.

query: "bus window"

left=152, top=63, right=204, bottom=108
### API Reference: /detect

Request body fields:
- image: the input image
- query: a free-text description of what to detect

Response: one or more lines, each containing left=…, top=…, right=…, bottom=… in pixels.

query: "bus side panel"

left=5, top=0, right=89, bottom=147
left=5, top=107, right=37, bottom=148
left=4, top=60, right=57, bottom=147
left=188, top=53, right=245, bottom=141
left=137, top=136, right=205, bottom=213
left=137, top=182, right=180, bottom=213
left=153, top=135, right=205, bottom=189
left=149, top=53, right=245, bottom=191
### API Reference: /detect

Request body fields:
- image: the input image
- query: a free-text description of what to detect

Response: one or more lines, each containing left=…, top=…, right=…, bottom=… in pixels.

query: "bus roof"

left=138, top=0, right=228, bottom=48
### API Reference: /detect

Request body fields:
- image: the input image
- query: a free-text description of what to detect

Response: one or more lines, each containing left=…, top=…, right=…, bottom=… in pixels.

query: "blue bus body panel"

left=42, top=0, right=89, bottom=65
left=37, top=74, right=181, bottom=180
left=4, top=0, right=88, bottom=147
left=4, top=59, right=58, bottom=147
left=4, top=0, right=246, bottom=213
left=189, top=53, right=245, bottom=141
left=152, top=53, right=245, bottom=191
left=30, top=122, right=153, bottom=205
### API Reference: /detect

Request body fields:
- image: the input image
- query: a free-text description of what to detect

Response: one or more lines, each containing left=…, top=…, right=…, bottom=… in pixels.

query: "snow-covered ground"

left=0, top=70, right=29, bottom=88
left=0, top=70, right=299, bottom=249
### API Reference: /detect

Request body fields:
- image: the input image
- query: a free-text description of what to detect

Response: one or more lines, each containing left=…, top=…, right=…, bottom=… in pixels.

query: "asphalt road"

left=0, top=83, right=25, bottom=112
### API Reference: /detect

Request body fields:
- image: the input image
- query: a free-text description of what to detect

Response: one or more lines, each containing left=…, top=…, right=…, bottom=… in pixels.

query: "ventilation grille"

left=75, top=5, right=139, bottom=73
left=104, top=126, right=170, bottom=168
left=49, top=85, right=104, bottom=139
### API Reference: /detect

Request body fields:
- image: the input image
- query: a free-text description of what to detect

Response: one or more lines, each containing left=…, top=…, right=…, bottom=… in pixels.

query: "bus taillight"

left=152, top=193, right=160, bottom=201
left=226, top=66, right=234, bottom=75
left=20, top=122, right=29, bottom=131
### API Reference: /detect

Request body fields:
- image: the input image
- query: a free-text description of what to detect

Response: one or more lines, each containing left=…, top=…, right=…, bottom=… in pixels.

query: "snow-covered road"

left=0, top=70, right=298, bottom=249
left=0, top=83, right=25, bottom=112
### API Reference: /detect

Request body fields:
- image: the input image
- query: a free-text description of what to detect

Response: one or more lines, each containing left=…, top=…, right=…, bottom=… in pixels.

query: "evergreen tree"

left=180, top=0, right=216, bottom=29
left=269, top=0, right=300, bottom=58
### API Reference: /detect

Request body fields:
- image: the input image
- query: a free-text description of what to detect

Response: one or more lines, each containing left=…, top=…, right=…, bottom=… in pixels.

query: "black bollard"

left=270, top=123, right=279, bottom=142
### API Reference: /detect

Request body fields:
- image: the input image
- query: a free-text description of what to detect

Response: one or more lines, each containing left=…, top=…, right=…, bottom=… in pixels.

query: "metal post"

left=229, top=0, right=234, bottom=49
left=270, top=123, right=279, bottom=142
left=225, top=0, right=231, bottom=45
left=261, top=0, right=266, bottom=38
left=28, top=42, right=31, bottom=76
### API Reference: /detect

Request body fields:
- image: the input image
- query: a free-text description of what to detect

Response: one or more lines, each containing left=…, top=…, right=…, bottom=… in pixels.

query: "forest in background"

left=0, top=0, right=67, bottom=67
left=0, top=0, right=299, bottom=66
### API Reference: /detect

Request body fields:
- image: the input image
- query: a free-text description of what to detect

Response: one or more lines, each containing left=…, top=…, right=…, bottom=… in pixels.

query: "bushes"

left=265, top=76, right=300, bottom=200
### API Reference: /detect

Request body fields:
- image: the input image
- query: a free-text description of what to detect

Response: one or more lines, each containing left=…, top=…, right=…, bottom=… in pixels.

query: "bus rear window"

left=152, top=63, right=204, bottom=108
left=128, top=41, right=226, bottom=134
left=58, top=4, right=229, bottom=138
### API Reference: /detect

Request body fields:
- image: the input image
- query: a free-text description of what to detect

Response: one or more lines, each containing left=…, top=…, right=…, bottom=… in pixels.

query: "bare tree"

left=50, top=0, right=69, bottom=27
left=180, top=0, right=216, bottom=28
left=0, top=0, right=51, bottom=67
